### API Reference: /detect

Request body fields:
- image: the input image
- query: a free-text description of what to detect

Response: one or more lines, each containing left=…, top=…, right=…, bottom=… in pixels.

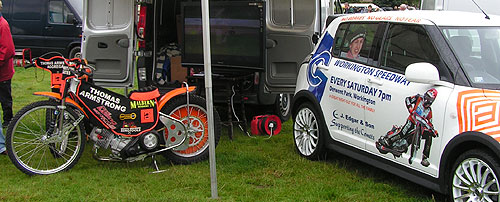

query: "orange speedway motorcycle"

left=5, top=55, right=221, bottom=175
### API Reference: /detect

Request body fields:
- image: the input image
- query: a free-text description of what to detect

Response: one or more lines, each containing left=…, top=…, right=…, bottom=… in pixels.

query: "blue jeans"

left=0, top=118, right=5, bottom=153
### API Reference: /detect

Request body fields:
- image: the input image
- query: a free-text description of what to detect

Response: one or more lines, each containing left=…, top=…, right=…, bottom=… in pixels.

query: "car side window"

left=381, top=24, right=441, bottom=73
left=332, top=23, right=349, bottom=56
left=334, top=23, right=378, bottom=64
left=49, top=0, right=73, bottom=24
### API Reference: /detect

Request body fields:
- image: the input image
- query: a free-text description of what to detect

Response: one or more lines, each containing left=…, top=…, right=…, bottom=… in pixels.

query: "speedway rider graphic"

left=376, top=88, right=439, bottom=167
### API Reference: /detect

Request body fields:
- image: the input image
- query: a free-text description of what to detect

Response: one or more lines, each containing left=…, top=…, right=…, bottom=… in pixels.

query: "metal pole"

left=201, top=0, right=218, bottom=199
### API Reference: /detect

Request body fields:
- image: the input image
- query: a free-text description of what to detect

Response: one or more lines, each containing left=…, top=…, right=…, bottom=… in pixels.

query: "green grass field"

left=0, top=66, right=444, bottom=201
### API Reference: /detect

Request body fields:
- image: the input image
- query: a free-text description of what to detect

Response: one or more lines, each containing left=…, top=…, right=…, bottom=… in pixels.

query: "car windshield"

left=442, top=27, right=500, bottom=87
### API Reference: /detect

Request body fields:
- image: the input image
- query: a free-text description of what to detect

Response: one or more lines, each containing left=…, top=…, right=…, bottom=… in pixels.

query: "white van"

left=293, top=10, right=500, bottom=200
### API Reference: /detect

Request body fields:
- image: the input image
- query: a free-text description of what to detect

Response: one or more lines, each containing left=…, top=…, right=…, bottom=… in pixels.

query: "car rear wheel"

left=293, top=102, right=325, bottom=160
left=450, top=149, right=500, bottom=201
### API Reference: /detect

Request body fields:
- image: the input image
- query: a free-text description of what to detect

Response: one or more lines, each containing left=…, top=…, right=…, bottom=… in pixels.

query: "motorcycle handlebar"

left=23, top=57, right=39, bottom=69
left=28, top=57, right=96, bottom=77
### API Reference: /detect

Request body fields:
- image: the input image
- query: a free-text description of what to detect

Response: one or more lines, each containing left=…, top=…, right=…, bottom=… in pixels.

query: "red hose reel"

left=251, top=115, right=282, bottom=136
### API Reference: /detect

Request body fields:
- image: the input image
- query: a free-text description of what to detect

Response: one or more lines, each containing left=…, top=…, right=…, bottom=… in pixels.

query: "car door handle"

left=45, top=26, right=53, bottom=31
left=367, top=78, right=383, bottom=86
left=98, top=42, right=108, bottom=49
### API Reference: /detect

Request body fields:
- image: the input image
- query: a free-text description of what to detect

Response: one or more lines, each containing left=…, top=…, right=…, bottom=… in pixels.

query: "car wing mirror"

left=66, top=13, right=79, bottom=25
left=405, top=62, right=452, bottom=87
left=405, top=62, right=440, bottom=84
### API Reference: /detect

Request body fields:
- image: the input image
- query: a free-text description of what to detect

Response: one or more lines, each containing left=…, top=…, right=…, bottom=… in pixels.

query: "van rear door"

left=82, top=0, right=135, bottom=88
left=264, top=0, right=318, bottom=93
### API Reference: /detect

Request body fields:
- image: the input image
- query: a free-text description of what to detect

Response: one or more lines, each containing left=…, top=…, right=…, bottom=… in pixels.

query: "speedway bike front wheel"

left=6, top=100, right=86, bottom=175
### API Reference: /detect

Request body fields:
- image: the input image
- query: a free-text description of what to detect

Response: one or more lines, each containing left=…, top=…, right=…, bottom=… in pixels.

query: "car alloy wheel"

left=294, top=106, right=320, bottom=157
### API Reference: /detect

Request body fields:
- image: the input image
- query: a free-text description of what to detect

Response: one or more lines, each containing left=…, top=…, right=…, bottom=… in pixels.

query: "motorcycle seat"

left=129, top=86, right=160, bottom=101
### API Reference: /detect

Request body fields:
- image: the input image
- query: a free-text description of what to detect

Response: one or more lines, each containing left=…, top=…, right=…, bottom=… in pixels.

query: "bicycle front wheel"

left=6, top=100, right=86, bottom=175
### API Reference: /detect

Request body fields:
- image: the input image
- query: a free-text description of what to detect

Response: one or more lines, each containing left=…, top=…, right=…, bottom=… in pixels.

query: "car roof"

left=336, top=10, right=500, bottom=27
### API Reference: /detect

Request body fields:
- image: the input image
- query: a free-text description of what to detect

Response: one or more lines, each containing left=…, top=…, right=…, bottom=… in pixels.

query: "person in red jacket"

left=0, top=0, right=15, bottom=128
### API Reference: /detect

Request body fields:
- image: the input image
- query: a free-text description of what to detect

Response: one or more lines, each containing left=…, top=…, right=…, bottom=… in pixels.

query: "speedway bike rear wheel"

left=160, top=94, right=221, bottom=164
left=6, top=100, right=86, bottom=175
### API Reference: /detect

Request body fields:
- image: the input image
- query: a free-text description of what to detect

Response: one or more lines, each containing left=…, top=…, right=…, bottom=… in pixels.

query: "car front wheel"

left=451, top=149, right=500, bottom=201
left=293, top=102, right=325, bottom=160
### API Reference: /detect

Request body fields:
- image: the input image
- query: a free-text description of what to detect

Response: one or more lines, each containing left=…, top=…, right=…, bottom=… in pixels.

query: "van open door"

left=264, top=0, right=318, bottom=93
left=82, top=0, right=135, bottom=88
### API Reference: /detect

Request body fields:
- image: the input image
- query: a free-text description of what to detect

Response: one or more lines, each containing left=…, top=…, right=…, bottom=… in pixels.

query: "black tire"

left=274, top=93, right=292, bottom=122
left=160, top=94, right=221, bottom=164
left=450, top=149, right=500, bottom=201
left=293, top=102, right=326, bottom=160
left=6, top=100, right=86, bottom=175
left=69, top=46, right=81, bottom=58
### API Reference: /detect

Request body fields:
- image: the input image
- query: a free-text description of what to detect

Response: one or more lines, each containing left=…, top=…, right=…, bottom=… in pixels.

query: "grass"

left=0, top=66, right=445, bottom=201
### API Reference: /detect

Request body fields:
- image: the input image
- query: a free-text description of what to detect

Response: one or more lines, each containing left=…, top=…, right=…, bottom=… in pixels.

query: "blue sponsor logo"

left=307, top=32, right=334, bottom=101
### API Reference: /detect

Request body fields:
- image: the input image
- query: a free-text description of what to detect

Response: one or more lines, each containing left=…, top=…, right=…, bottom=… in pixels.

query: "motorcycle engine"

left=90, top=128, right=131, bottom=156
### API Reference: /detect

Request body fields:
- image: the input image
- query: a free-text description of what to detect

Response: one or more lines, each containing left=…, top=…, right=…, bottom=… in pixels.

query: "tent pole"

left=201, top=0, right=218, bottom=199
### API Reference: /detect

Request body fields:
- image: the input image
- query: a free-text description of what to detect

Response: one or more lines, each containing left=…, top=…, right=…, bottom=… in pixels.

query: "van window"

left=271, top=0, right=291, bottom=26
left=87, top=0, right=132, bottom=29
left=381, top=24, right=441, bottom=73
left=271, top=0, right=315, bottom=27
left=49, top=0, right=73, bottom=24
left=12, top=1, right=41, bottom=20
left=338, top=23, right=378, bottom=64
left=293, top=0, right=315, bottom=27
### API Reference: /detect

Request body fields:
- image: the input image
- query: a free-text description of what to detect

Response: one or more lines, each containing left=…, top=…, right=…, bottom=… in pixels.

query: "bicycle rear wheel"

left=6, top=100, right=86, bottom=175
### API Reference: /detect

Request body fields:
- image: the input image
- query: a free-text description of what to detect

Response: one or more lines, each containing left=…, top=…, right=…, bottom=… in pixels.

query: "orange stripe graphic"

left=457, top=89, right=500, bottom=140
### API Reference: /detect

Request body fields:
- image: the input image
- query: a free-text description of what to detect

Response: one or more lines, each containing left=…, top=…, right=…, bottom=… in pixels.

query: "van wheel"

left=69, top=46, right=81, bottom=58
left=450, top=149, right=500, bottom=201
left=293, top=102, right=325, bottom=160
left=274, top=93, right=292, bottom=122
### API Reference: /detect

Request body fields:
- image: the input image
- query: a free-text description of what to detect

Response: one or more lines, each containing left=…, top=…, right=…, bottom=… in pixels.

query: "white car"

left=293, top=10, right=500, bottom=201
